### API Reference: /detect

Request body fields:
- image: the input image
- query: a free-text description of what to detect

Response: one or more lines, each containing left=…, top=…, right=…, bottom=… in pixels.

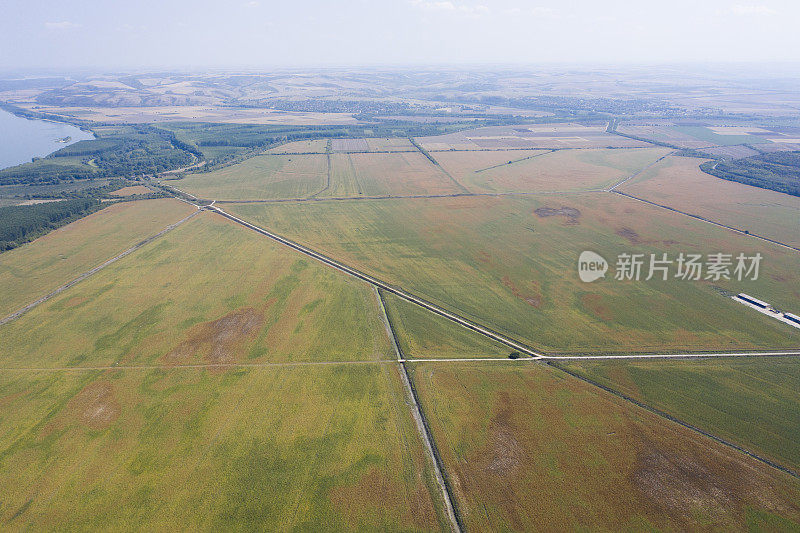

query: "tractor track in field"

left=0, top=209, right=200, bottom=327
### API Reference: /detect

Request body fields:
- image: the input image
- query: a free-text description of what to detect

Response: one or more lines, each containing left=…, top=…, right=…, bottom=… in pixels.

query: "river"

left=0, top=108, right=95, bottom=170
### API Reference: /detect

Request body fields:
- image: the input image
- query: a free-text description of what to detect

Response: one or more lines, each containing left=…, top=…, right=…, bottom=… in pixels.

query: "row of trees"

left=700, top=151, right=800, bottom=197
left=0, top=198, right=101, bottom=251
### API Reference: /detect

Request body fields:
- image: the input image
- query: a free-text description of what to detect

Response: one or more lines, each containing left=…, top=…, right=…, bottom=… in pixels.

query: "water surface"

left=0, top=108, right=94, bottom=170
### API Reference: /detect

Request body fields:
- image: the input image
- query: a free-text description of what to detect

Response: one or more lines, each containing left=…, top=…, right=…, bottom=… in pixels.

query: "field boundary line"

left=611, top=190, right=800, bottom=252
left=409, top=137, right=472, bottom=194
left=0, top=209, right=200, bottom=327
left=542, top=351, right=800, bottom=360
left=547, top=361, right=800, bottom=480
left=307, top=141, right=332, bottom=199
left=607, top=151, right=675, bottom=191
left=374, top=288, right=463, bottom=532
left=474, top=149, right=555, bottom=173
left=375, top=287, right=404, bottom=362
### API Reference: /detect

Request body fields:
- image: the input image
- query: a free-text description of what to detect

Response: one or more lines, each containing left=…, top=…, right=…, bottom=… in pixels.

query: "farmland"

left=170, top=154, right=327, bottom=201
left=3, top=66, right=800, bottom=530
left=0, top=209, right=450, bottom=529
left=0, top=364, right=445, bottom=530
left=435, top=147, right=671, bottom=193
left=620, top=156, right=800, bottom=247
left=324, top=152, right=462, bottom=197
left=0, top=199, right=194, bottom=318
left=417, top=124, right=650, bottom=150
left=409, top=362, right=800, bottom=531
left=228, top=193, right=800, bottom=353
left=556, top=356, right=800, bottom=472
left=0, top=211, right=393, bottom=368
left=381, top=291, right=511, bottom=359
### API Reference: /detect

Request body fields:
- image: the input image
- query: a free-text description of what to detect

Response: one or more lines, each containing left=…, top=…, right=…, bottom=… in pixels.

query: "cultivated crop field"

left=0, top=212, right=393, bottom=368
left=557, top=356, right=800, bottom=472
left=3, top=115, right=800, bottom=531
left=0, top=364, right=445, bottom=530
left=381, top=291, right=510, bottom=359
left=0, top=198, right=195, bottom=318
left=620, top=155, right=800, bottom=247
left=435, top=147, right=671, bottom=193
left=325, top=152, right=463, bottom=197
left=417, top=124, right=650, bottom=150
left=170, top=154, right=327, bottom=200
left=409, top=362, right=800, bottom=531
left=229, top=193, right=800, bottom=353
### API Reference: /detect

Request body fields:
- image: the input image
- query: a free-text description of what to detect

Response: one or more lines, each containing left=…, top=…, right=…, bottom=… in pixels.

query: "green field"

left=0, top=364, right=446, bottom=530
left=0, top=209, right=451, bottom=530
left=171, top=154, right=327, bottom=200
left=409, top=361, right=800, bottom=531
left=0, top=212, right=393, bottom=368
left=435, top=147, right=671, bottom=193
left=229, top=194, right=800, bottom=353
left=381, top=291, right=511, bottom=359
left=0, top=199, right=195, bottom=318
left=557, top=356, right=800, bottom=472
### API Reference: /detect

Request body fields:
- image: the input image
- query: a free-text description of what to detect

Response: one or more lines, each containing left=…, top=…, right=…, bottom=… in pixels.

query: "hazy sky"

left=1, top=0, right=799, bottom=69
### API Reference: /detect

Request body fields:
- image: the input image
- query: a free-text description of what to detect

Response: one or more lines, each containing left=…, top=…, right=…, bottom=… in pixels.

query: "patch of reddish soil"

left=163, top=307, right=264, bottom=365
left=581, top=293, right=614, bottom=321
left=502, top=276, right=542, bottom=308
left=615, top=227, right=642, bottom=245
left=534, top=206, right=581, bottom=225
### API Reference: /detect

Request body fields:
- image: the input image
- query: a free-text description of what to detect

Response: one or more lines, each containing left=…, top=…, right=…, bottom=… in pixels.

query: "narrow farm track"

left=374, top=288, right=463, bottom=533
left=0, top=209, right=201, bottom=327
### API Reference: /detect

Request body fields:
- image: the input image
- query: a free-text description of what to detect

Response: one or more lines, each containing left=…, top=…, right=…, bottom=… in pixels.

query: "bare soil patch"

left=70, top=381, right=121, bottom=430
left=163, top=307, right=264, bottom=365
left=534, top=206, right=581, bottom=225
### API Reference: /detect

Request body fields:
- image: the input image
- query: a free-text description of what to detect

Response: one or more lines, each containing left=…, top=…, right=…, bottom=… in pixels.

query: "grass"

left=171, top=154, right=327, bottom=200
left=408, top=361, right=800, bottom=531
left=228, top=193, right=800, bottom=354
left=324, top=152, right=460, bottom=197
left=435, top=147, right=671, bottom=193
left=0, top=364, right=447, bottom=530
left=0, top=198, right=195, bottom=318
left=556, top=356, right=800, bottom=472
left=0, top=211, right=394, bottom=368
left=382, top=292, right=512, bottom=359
left=621, top=155, right=800, bottom=247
